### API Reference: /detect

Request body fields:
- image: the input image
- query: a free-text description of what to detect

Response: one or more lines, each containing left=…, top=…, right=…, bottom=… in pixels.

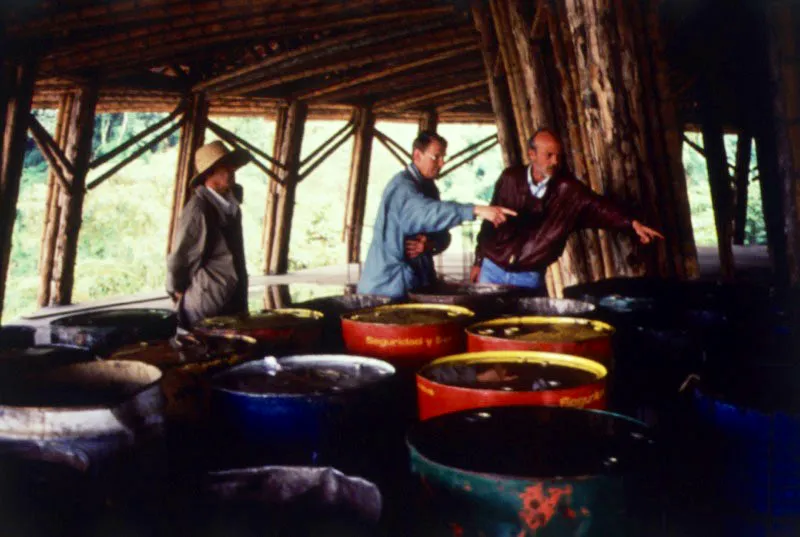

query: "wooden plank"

left=0, top=58, right=36, bottom=321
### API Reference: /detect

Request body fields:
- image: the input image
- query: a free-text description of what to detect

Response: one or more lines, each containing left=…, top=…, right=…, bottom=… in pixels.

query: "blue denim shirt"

left=357, top=165, right=474, bottom=298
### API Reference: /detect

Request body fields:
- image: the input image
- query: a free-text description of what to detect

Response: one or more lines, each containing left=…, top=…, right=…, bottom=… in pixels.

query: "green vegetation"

left=2, top=114, right=765, bottom=321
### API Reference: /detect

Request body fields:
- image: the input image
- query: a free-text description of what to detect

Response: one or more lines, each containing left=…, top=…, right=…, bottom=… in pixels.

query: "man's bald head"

left=528, top=128, right=562, bottom=182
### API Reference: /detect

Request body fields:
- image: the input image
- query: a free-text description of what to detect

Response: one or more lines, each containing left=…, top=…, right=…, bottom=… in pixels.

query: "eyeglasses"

left=424, top=152, right=446, bottom=163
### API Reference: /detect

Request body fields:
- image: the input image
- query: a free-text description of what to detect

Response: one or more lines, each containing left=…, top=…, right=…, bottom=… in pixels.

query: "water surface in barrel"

left=422, top=360, right=598, bottom=392
left=409, top=406, right=653, bottom=477
left=475, top=321, right=610, bottom=342
left=215, top=362, right=391, bottom=395
left=348, top=308, right=469, bottom=325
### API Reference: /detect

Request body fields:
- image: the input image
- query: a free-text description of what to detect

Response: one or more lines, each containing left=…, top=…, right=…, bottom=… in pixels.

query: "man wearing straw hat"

left=167, top=141, right=252, bottom=328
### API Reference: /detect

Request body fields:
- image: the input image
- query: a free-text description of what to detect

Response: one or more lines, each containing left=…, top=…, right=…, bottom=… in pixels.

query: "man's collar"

left=407, top=163, right=423, bottom=183
left=203, top=185, right=239, bottom=215
left=527, top=165, right=551, bottom=186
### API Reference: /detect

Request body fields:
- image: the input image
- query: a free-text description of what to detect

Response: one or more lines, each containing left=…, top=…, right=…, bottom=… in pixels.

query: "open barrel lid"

left=408, top=406, right=654, bottom=478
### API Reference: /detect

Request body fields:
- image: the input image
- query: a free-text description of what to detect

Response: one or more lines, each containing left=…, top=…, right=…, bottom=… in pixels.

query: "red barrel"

left=417, top=350, right=607, bottom=420
left=466, top=316, right=615, bottom=366
left=193, top=309, right=324, bottom=354
left=341, top=304, right=474, bottom=371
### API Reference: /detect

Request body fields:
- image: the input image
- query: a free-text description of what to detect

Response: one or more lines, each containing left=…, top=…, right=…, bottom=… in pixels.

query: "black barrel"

left=50, top=308, right=177, bottom=355
left=294, top=294, right=395, bottom=351
left=0, top=324, right=37, bottom=351
left=408, top=282, right=513, bottom=320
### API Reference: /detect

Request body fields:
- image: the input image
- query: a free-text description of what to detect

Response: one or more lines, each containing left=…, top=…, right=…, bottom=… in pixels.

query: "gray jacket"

left=166, top=186, right=248, bottom=327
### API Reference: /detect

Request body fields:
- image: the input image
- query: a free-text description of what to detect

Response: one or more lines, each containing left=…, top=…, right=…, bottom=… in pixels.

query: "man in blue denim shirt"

left=358, top=132, right=516, bottom=298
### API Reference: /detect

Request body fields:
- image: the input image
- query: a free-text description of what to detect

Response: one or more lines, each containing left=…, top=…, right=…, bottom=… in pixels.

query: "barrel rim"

left=465, top=316, right=615, bottom=342
left=418, top=350, right=608, bottom=382
left=50, top=307, right=175, bottom=326
left=406, top=405, right=651, bottom=481
left=197, top=308, right=325, bottom=330
left=0, top=359, right=163, bottom=411
left=210, top=355, right=395, bottom=399
left=341, top=303, right=475, bottom=326
left=110, top=333, right=257, bottom=369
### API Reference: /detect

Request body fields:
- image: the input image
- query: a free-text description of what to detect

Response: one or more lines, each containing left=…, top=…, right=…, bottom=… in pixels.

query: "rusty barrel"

left=110, top=333, right=257, bottom=424
left=466, top=316, right=615, bottom=367
left=417, top=351, right=608, bottom=420
left=408, top=405, right=658, bottom=536
left=193, top=309, right=324, bottom=355
left=341, top=304, right=474, bottom=372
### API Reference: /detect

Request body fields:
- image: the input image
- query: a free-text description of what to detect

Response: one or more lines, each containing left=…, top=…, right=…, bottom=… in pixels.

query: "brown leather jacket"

left=474, top=165, right=632, bottom=272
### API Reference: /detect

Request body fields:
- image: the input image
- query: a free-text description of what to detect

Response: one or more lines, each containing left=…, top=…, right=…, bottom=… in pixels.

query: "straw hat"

left=190, top=141, right=251, bottom=188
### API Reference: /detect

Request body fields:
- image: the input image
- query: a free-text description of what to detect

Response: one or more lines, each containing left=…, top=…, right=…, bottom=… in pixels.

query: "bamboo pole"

left=373, top=128, right=411, bottom=161
left=267, top=101, right=307, bottom=275
left=233, top=42, right=478, bottom=98
left=418, top=109, right=438, bottom=134
left=27, top=115, right=73, bottom=193
left=262, top=107, right=287, bottom=275
left=298, top=125, right=355, bottom=182
left=700, top=80, right=736, bottom=281
left=88, top=119, right=184, bottom=190
left=345, top=107, right=375, bottom=264
left=207, top=123, right=281, bottom=184
left=207, top=119, right=285, bottom=170
left=168, top=91, right=208, bottom=253
left=299, top=118, right=354, bottom=168
left=733, top=132, right=752, bottom=245
left=49, top=81, right=99, bottom=306
left=38, top=93, right=72, bottom=307
left=471, top=0, right=521, bottom=168
left=438, top=139, right=498, bottom=179
left=374, top=131, right=408, bottom=167
left=0, top=58, right=36, bottom=320
left=28, top=113, right=76, bottom=176
left=89, top=101, right=184, bottom=169
left=376, top=79, right=485, bottom=112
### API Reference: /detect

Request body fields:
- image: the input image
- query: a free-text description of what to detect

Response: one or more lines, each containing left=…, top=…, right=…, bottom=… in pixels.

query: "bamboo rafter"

left=87, top=117, right=185, bottom=190
left=376, top=79, right=485, bottom=111
left=374, top=131, right=408, bottom=166
left=207, top=121, right=283, bottom=184
left=89, top=100, right=186, bottom=169
left=298, top=123, right=356, bottom=182
left=373, top=128, right=412, bottom=161
left=227, top=33, right=477, bottom=97
left=439, top=136, right=499, bottom=178
left=299, top=118, right=355, bottom=168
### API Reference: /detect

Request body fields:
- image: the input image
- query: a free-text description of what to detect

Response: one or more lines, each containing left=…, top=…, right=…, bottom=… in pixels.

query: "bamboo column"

left=733, top=133, right=752, bottom=245
left=471, top=0, right=522, bottom=168
left=266, top=100, right=307, bottom=275
left=48, top=81, right=99, bottom=305
left=38, top=93, right=74, bottom=307
left=0, top=58, right=36, bottom=320
left=418, top=109, right=438, bottom=133
left=168, top=91, right=208, bottom=252
left=345, top=107, right=375, bottom=264
left=765, top=0, right=800, bottom=286
left=262, top=106, right=287, bottom=274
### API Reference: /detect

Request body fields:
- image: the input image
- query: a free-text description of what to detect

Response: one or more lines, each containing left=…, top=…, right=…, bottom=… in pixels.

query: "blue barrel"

left=686, top=363, right=800, bottom=536
left=407, top=405, right=660, bottom=536
left=210, top=355, right=395, bottom=469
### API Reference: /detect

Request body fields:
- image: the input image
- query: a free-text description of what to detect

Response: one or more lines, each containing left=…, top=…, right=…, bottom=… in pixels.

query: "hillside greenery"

left=2, top=112, right=764, bottom=321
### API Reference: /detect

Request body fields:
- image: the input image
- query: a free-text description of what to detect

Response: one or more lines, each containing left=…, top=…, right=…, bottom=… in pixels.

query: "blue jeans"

left=478, top=257, right=545, bottom=290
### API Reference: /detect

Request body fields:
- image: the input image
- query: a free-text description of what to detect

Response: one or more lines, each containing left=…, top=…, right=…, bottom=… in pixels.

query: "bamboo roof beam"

left=227, top=37, right=478, bottom=97
left=42, top=5, right=454, bottom=77
left=295, top=36, right=478, bottom=100
left=375, top=79, right=486, bottom=112
left=309, top=59, right=484, bottom=104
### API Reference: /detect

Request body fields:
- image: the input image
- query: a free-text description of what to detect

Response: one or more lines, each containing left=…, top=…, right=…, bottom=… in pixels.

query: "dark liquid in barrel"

left=350, top=309, right=468, bottom=325
left=0, top=380, right=141, bottom=407
left=423, top=361, right=597, bottom=392
left=474, top=321, right=609, bottom=342
left=215, top=365, right=390, bottom=395
left=201, top=311, right=319, bottom=330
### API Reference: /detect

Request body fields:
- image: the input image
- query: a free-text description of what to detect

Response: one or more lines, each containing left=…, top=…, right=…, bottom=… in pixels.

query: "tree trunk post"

left=262, top=106, right=288, bottom=274
left=267, top=100, right=307, bottom=275
left=0, top=57, right=36, bottom=320
left=418, top=109, right=438, bottom=133
left=345, top=107, right=375, bottom=264
left=733, top=133, right=752, bottom=245
left=49, top=81, right=99, bottom=305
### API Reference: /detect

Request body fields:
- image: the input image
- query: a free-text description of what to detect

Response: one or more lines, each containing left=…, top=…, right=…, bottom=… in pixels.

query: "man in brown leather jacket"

left=470, top=129, right=663, bottom=292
